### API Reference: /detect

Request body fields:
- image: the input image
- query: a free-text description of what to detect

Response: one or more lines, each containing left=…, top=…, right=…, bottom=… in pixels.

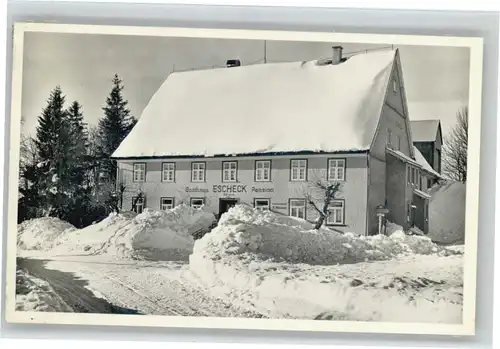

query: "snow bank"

left=189, top=205, right=463, bottom=322
left=52, top=211, right=137, bottom=255
left=17, top=217, right=76, bottom=251
left=106, top=205, right=215, bottom=260
left=428, top=181, right=466, bottom=244
left=16, top=269, right=72, bottom=312
left=193, top=205, right=455, bottom=266
left=52, top=204, right=216, bottom=261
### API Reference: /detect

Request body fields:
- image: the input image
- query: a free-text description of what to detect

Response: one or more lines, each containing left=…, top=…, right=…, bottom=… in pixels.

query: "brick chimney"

left=332, top=46, right=343, bottom=65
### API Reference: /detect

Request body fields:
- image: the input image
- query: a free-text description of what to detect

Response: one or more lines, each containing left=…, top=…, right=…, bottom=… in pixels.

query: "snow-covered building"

left=112, top=47, right=439, bottom=235
left=410, top=120, right=443, bottom=176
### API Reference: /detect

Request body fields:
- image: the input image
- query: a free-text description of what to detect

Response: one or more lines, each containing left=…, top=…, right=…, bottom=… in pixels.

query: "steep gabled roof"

left=413, top=146, right=441, bottom=178
left=112, top=50, right=397, bottom=159
left=410, top=120, right=441, bottom=143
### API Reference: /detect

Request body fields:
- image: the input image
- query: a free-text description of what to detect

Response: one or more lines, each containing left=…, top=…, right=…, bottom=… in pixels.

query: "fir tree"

left=34, top=86, right=73, bottom=216
left=98, top=74, right=137, bottom=183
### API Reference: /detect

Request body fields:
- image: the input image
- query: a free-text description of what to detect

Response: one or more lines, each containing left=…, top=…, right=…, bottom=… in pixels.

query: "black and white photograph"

left=5, top=23, right=483, bottom=335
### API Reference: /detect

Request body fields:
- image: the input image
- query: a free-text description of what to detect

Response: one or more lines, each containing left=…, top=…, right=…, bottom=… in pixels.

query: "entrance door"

left=218, top=198, right=238, bottom=218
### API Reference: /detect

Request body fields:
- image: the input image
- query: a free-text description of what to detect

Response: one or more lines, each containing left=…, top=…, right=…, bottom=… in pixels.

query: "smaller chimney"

left=226, top=59, right=241, bottom=68
left=332, top=46, right=343, bottom=65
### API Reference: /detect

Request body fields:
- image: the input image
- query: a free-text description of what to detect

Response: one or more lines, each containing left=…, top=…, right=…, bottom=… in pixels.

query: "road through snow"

left=17, top=256, right=264, bottom=318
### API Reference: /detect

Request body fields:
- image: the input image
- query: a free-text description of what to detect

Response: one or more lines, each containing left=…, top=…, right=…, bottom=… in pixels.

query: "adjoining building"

left=112, top=47, right=442, bottom=236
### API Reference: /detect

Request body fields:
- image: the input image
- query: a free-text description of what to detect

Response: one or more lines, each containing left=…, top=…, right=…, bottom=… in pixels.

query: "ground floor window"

left=289, top=199, right=306, bottom=219
left=326, top=200, right=344, bottom=225
left=160, top=197, right=174, bottom=210
left=132, top=196, right=145, bottom=214
left=190, top=197, right=205, bottom=209
left=254, top=198, right=270, bottom=211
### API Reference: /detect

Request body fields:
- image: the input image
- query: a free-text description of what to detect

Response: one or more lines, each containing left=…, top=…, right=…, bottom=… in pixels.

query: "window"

left=162, top=163, right=175, bottom=182
left=289, top=199, right=306, bottom=219
left=387, top=129, right=392, bottom=147
left=133, top=163, right=146, bottom=182
left=291, top=159, right=307, bottom=181
left=392, top=78, right=397, bottom=93
left=255, top=160, right=271, bottom=182
left=327, top=200, right=344, bottom=225
left=160, top=197, right=174, bottom=211
left=396, top=136, right=401, bottom=151
left=222, top=161, right=238, bottom=182
left=190, top=198, right=205, bottom=209
left=328, top=159, right=345, bottom=181
left=132, top=196, right=145, bottom=214
left=254, top=198, right=270, bottom=211
left=191, top=162, right=206, bottom=182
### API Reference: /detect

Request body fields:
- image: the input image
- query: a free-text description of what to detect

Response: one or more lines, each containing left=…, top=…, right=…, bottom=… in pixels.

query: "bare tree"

left=300, top=171, right=342, bottom=230
left=443, top=106, right=468, bottom=182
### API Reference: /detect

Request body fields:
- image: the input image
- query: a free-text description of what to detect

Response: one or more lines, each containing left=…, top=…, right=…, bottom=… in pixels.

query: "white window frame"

left=393, top=78, right=397, bottom=93
left=132, top=196, right=145, bottom=213
left=190, top=198, right=205, bottom=209
left=289, top=199, right=306, bottom=219
left=191, top=162, right=206, bottom=182
left=290, top=159, right=307, bottom=182
left=160, top=197, right=174, bottom=211
left=222, top=161, right=238, bottom=182
left=255, top=160, right=271, bottom=182
left=326, top=200, right=344, bottom=225
left=327, top=159, right=346, bottom=181
left=254, top=198, right=270, bottom=211
left=161, top=162, right=175, bottom=182
left=133, top=163, right=146, bottom=182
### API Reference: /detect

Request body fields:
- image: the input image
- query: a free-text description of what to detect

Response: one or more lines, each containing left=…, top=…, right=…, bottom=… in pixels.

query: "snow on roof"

left=413, top=146, right=441, bottom=178
left=112, top=50, right=397, bottom=158
left=414, top=188, right=431, bottom=199
left=386, top=148, right=420, bottom=167
left=410, top=120, right=441, bottom=143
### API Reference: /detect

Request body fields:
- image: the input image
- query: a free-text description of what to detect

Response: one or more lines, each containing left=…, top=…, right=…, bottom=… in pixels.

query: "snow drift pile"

left=20, top=204, right=216, bottom=261
left=189, top=205, right=463, bottom=322
left=16, top=269, right=72, bottom=312
left=192, top=204, right=454, bottom=266
left=104, top=205, right=216, bottom=260
left=428, top=181, right=466, bottom=244
left=17, top=217, right=76, bottom=251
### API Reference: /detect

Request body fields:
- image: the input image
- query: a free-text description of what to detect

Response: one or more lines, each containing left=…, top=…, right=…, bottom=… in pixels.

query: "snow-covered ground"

left=16, top=202, right=464, bottom=323
left=189, top=205, right=463, bottom=323
left=16, top=269, right=72, bottom=312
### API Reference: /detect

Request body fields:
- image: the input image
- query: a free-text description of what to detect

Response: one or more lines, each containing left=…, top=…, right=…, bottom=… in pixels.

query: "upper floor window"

left=289, top=199, right=306, bottom=219
left=392, top=78, right=397, bottom=93
left=328, top=159, right=345, bottom=181
left=160, top=197, right=174, bottom=210
left=162, top=162, right=175, bottom=182
left=255, top=160, right=271, bottom=182
left=396, top=136, right=401, bottom=151
left=222, top=161, right=237, bottom=182
left=191, top=162, right=206, bottom=182
left=291, top=159, right=307, bottom=181
left=327, top=200, right=344, bottom=225
left=387, top=129, right=392, bottom=147
left=133, top=163, right=146, bottom=182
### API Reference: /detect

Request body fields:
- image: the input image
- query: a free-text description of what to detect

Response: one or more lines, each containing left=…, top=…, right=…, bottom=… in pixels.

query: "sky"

left=21, top=32, right=470, bottom=138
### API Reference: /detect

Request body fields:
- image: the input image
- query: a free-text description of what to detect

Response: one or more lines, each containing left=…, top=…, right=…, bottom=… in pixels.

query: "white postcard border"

left=4, top=22, right=484, bottom=336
